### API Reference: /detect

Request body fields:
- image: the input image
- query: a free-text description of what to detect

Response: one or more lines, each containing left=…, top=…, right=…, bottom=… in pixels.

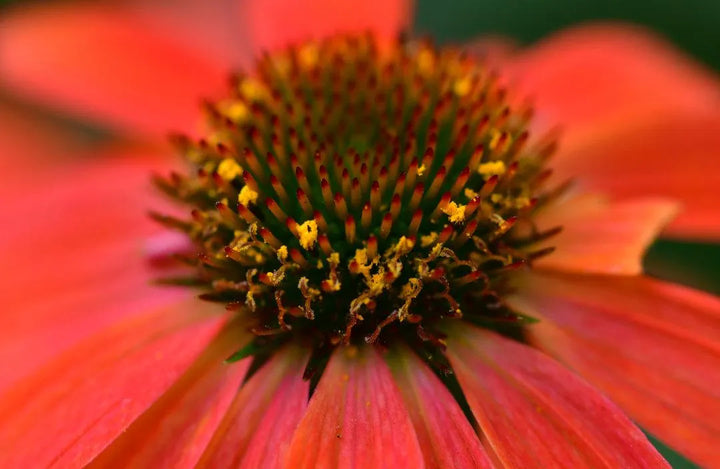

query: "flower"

left=1, top=0, right=720, bottom=467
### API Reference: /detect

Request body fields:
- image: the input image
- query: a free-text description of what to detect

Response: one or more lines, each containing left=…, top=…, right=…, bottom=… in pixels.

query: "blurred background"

left=1, top=0, right=717, bottom=466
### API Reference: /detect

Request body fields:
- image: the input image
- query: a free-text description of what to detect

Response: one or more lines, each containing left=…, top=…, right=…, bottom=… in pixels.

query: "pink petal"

left=447, top=324, right=668, bottom=467
left=239, top=0, right=412, bottom=55
left=388, top=347, right=492, bottom=469
left=196, top=346, right=309, bottom=468
left=86, top=322, right=250, bottom=468
left=0, top=300, right=227, bottom=467
left=516, top=271, right=720, bottom=467
left=549, top=115, right=720, bottom=240
left=0, top=3, right=229, bottom=138
left=506, top=23, right=720, bottom=147
left=0, top=151, right=181, bottom=390
left=534, top=194, right=678, bottom=274
left=285, top=346, right=424, bottom=468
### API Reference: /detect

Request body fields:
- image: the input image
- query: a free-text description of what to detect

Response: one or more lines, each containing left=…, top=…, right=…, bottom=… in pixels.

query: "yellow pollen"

left=389, top=236, right=415, bottom=257
left=488, top=129, right=502, bottom=151
left=417, top=49, right=434, bottom=75
left=464, top=188, right=478, bottom=200
left=217, top=158, right=243, bottom=181
left=240, top=78, right=267, bottom=101
left=297, top=220, right=318, bottom=250
left=238, top=186, right=259, bottom=206
left=490, top=193, right=504, bottom=204
left=442, top=201, right=466, bottom=223
left=420, top=232, right=438, bottom=247
left=387, top=260, right=403, bottom=278
left=324, top=276, right=342, bottom=291
left=299, top=43, right=319, bottom=68
left=478, top=160, right=506, bottom=179
left=514, top=196, right=531, bottom=209
left=367, top=271, right=387, bottom=295
left=417, top=164, right=427, bottom=176
left=224, top=101, right=249, bottom=123
left=328, top=252, right=341, bottom=266
left=277, top=245, right=288, bottom=262
left=453, top=76, right=472, bottom=97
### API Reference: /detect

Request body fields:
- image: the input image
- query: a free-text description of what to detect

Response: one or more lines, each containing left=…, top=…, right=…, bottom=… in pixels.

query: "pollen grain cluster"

left=154, top=34, right=558, bottom=357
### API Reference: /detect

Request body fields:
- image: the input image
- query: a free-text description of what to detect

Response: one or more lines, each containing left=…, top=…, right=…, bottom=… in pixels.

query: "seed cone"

left=154, top=34, right=559, bottom=359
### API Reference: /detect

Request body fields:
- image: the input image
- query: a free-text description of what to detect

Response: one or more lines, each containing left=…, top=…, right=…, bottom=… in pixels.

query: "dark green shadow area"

left=645, top=239, right=720, bottom=295
left=645, top=431, right=699, bottom=468
left=414, top=0, right=720, bottom=70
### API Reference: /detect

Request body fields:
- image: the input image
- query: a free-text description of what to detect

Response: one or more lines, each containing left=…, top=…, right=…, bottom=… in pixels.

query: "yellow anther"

left=490, top=193, right=504, bottom=204
left=491, top=213, right=506, bottom=226
left=324, top=276, right=342, bottom=291
left=367, top=271, right=387, bottom=295
left=225, top=102, right=249, bottom=122
left=299, top=43, right=319, bottom=69
left=354, top=248, right=368, bottom=266
left=453, top=76, right=472, bottom=97
left=442, top=201, right=466, bottom=223
left=514, top=196, right=531, bottom=209
left=240, top=78, right=267, bottom=101
left=478, top=160, right=506, bottom=179
left=297, top=220, right=318, bottom=250
left=217, top=158, right=243, bottom=181
left=396, top=236, right=415, bottom=254
left=277, top=245, right=288, bottom=262
left=238, top=186, right=259, bottom=206
left=417, top=164, right=426, bottom=176
left=328, top=252, right=341, bottom=266
left=245, top=291, right=256, bottom=311
left=387, top=260, right=403, bottom=278
left=420, top=232, right=438, bottom=247
left=401, top=278, right=421, bottom=299
left=464, top=188, right=478, bottom=200
left=417, top=48, right=434, bottom=75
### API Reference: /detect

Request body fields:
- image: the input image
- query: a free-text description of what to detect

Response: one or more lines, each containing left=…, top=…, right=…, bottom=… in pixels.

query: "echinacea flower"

left=1, top=0, right=720, bottom=467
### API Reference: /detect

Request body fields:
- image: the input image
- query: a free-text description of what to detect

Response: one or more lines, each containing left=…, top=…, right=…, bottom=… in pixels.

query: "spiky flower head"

left=154, top=34, right=559, bottom=366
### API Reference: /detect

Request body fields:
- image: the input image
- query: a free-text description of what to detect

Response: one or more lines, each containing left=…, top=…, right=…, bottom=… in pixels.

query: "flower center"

left=153, top=34, right=558, bottom=362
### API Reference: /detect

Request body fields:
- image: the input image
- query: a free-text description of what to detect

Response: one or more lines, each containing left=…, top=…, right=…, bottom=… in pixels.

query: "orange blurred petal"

left=239, top=0, right=412, bottom=55
left=447, top=325, right=668, bottom=468
left=196, top=346, right=309, bottom=468
left=506, top=23, right=720, bottom=146
left=551, top=115, right=720, bottom=240
left=286, top=346, right=424, bottom=468
left=534, top=194, right=677, bottom=274
left=0, top=301, right=227, bottom=467
left=516, top=271, right=720, bottom=468
left=87, top=321, right=250, bottom=467
left=388, top=347, right=493, bottom=469
left=0, top=3, right=229, bottom=138
left=0, top=150, right=183, bottom=389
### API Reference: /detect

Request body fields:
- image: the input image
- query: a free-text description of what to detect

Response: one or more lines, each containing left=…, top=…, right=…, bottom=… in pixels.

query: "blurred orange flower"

left=1, top=0, right=719, bottom=467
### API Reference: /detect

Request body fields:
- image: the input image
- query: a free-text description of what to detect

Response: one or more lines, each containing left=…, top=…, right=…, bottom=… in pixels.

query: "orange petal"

left=506, top=23, right=720, bottom=147
left=0, top=300, right=226, bottom=467
left=196, top=346, right=309, bottom=468
left=534, top=194, right=678, bottom=274
left=515, top=271, right=720, bottom=467
left=0, top=100, right=87, bottom=177
left=127, top=0, right=251, bottom=69
left=0, top=3, right=229, bottom=138
left=286, top=346, right=424, bottom=468
left=86, top=321, right=250, bottom=467
left=550, top=115, right=720, bottom=240
left=0, top=150, right=179, bottom=390
left=447, top=324, right=668, bottom=468
left=239, top=0, right=412, bottom=55
left=388, top=347, right=492, bottom=469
